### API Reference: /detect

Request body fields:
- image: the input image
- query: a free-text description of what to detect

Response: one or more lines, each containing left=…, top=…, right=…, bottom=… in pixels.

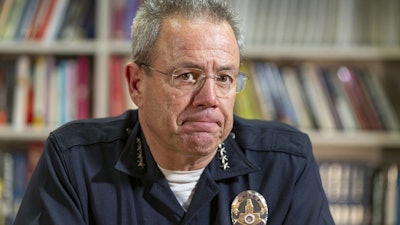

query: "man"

left=14, top=0, right=334, bottom=224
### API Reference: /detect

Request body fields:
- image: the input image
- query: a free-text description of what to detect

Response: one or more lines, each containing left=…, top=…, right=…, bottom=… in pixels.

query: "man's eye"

left=177, top=73, right=196, bottom=81
left=217, top=75, right=233, bottom=84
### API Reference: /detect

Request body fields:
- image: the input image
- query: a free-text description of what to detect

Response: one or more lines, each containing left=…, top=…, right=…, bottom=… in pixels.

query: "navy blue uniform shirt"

left=14, top=110, right=334, bottom=225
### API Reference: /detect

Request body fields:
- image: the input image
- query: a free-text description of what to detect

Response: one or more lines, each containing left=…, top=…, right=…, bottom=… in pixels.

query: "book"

left=12, top=152, right=27, bottom=222
left=56, top=59, right=68, bottom=125
left=336, top=66, right=383, bottom=130
left=12, top=56, right=30, bottom=130
left=281, top=66, right=313, bottom=129
left=358, top=67, right=399, bottom=131
left=0, top=0, right=14, bottom=38
left=0, top=148, right=23, bottom=224
left=0, top=61, right=8, bottom=124
left=62, top=59, right=79, bottom=124
left=380, top=0, right=400, bottom=46
left=76, top=56, right=91, bottom=120
left=57, top=0, right=94, bottom=40
left=309, top=0, right=329, bottom=45
left=280, top=0, right=298, bottom=45
left=246, top=61, right=272, bottom=120
left=26, top=143, right=44, bottom=184
left=111, top=0, right=125, bottom=39
left=323, top=67, right=359, bottom=131
left=82, top=0, right=95, bottom=39
left=14, top=0, right=40, bottom=40
left=272, top=0, right=290, bottom=45
left=234, top=61, right=265, bottom=120
left=109, top=56, right=137, bottom=116
left=0, top=151, right=14, bottom=225
left=41, top=57, right=52, bottom=126
left=1, top=0, right=26, bottom=40
left=65, top=59, right=78, bottom=123
left=353, top=67, right=384, bottom=130
left=251, top=0, right=269, bottom=45
left=45, top=57, right=58, bottom=127
left=225, top=0, right=398, bottom=47
left=42, top=0, right=70, bottom=42
left=25, top=65, right=34, bottom=126
left=266, top=63, right=298, bottom=126
left=372, top=164, right=386, bottom=225
left=319, top=161, right=373, bottom=225
left=302, top=0, right=324, bottom=45
left=318, top=68, right=344, bottom=130
left=32, top=56, right=47, bottom=127
left=321, top=0, right=338, bottom=45
left=25, top=0, right=47, bottom=39
left=335, top=0, right=356, bottom=46
left=109, top=56, right=126, bottom=116
left=262, top=0, right=279, bottom=44
left=300, top=63, right=336, bottom=130
left=378, top=67, right=400, bottom=123
left=251, top=62, right=278, bottom=121
left=123, top=0, right=140, bottom=39
left=33, top=0, right=57, bottom=40
left=292, top=0, right=310, bottom=44
left=3, top=58, right=16, bottom=125
left=384, top=164, right=398, bottom=225
left=372, top=164, right=400, bottom=225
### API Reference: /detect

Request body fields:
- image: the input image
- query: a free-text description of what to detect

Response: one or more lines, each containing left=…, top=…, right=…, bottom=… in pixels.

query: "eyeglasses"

left=138, top=63, right=247, bottom=96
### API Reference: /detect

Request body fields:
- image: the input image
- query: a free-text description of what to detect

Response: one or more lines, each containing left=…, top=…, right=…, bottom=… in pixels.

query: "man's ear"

left=125, top=62, right=144, bottom=108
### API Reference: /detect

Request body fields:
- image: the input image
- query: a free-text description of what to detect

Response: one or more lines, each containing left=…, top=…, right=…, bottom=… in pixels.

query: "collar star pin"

left=231, top=190, right=268, bottom=225
left=218, top=142, right=230, bottom=170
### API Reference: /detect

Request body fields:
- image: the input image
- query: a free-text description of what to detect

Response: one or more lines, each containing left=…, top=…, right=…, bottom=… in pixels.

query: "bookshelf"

left=229, top=1, right=400, bottom=224
left=0, top=0, right=399, bottom=149
left=0, top=0, right=400, bottom=224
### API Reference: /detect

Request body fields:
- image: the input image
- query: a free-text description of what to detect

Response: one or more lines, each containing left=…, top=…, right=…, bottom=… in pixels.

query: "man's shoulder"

left=232, top=116, right=311, bottom=158
left=49, top=110, right=138, bottom=150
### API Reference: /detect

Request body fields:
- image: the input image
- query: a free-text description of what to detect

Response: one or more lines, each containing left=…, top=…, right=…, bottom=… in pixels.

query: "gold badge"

left=231, top=190, right=268, bottom=225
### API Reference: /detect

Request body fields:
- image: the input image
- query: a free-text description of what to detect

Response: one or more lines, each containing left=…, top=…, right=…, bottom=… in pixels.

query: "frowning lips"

left=178, top=111, right=223, bottom=133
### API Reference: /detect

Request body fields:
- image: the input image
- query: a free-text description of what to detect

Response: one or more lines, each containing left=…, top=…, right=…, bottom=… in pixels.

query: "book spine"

left=76, top=56, right=90, bottom=120
left=12, top=56, right=30, bottom=130
left=109, top=56, right=126, bottom=116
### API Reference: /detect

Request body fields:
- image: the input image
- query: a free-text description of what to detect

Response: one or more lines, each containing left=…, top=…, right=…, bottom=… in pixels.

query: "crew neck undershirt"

left=158, top=166, right=205, bottom=211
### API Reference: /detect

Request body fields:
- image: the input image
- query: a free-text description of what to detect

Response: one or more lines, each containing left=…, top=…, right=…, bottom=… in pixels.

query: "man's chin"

left=182, top=134, right=219, bottom=152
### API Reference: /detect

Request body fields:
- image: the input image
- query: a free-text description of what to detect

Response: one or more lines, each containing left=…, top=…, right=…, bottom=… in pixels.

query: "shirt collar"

left=115, top=121, right=259, bottom=180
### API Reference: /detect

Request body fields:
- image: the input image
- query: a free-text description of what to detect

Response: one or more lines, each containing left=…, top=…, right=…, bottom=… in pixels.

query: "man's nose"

left=192, top=77, right=219, bottom=107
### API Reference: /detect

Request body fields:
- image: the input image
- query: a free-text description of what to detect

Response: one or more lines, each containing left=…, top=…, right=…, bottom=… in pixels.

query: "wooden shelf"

left=1, top=125, right=399, bottom=149
left=306, top=130, right=400, bottom=148
left=0, top=40, right=98, bottom=55
left=0, top=126, right=53, bottom=142
left=244, top=45, right=400, bottom=60
left=2, top=39, right=399, bottom=61
left=104, top=40, right=400, bottom=60
left=108, top=40, right=132, bottom=55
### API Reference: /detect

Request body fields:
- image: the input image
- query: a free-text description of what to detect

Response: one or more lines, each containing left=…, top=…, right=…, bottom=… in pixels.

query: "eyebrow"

left=173, top=61, right=237, bottom=71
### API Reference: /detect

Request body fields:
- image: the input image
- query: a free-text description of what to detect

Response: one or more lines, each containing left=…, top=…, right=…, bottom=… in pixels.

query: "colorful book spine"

left=108, top=56, right=137, bottom=116
left=234, top=61, right=399, bottom=132
left=0, top=56, right=92, bottom=128
left=337, top=66, right=383, bottom=130
left=0, top=0, right=94, bottom=41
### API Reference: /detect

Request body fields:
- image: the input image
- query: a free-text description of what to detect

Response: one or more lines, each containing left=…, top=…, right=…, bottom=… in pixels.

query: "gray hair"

left=130, top=0, right=243, bottom=64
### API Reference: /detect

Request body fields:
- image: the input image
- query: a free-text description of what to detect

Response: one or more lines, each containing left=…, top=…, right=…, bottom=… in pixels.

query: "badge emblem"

left=231, top=190, right=268, bottom=225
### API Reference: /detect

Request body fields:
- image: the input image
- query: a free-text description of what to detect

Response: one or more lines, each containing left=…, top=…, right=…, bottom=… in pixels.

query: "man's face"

left=130, top=15, right=240, bottom=170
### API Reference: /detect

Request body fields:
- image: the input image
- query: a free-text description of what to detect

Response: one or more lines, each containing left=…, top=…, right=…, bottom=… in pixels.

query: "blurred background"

left=0, top=0, right=399, bottom=224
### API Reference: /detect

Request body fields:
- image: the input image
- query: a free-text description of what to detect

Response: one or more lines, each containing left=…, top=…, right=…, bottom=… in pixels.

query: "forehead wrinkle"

left=156, top=16, right=239, bottom=71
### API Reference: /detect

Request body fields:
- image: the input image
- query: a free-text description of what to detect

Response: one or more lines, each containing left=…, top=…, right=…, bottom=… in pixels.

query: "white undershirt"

left=158, top=166, right=204, bottom=211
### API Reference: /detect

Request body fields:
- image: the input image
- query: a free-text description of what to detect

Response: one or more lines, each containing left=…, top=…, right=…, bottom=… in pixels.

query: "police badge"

left=231, top=190, right=268, bottom=225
